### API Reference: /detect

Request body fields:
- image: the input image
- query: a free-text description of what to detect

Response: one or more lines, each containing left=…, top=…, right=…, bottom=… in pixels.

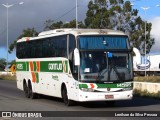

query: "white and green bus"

left=16, top=29, right=133, bottom=106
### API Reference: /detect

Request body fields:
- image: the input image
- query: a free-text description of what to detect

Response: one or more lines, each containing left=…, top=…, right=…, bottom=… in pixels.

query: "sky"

left=0, top=0, right=160, bottom=62
left=129, top=0, right=160, bottom=52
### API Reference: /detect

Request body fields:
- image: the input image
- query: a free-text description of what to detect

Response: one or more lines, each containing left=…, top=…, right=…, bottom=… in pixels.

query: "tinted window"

left=69, top=35, right=76, bottom=56
left=16, top=35, right=68, bottom=59
left=79, top=36, right=127, bottom=50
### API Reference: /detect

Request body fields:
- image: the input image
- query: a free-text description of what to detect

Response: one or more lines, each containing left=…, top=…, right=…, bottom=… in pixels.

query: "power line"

left=35, top=6, right=76, bottom=31
left=54, top=6, right=76, bottom=22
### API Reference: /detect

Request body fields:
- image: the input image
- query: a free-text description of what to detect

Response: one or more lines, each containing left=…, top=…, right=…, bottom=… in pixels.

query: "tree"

left=44, top=19, right=86, bottom=30
left=44, top=20, right=63, bottom=30
left=85, top=0, right=110, bottom=28
left=0, top=58, right=6, bottom=71
left=84, top=0, right=155, bottom=53
left=9, top=28, right=38, bottom=53
left=9, top=60, right=16, bottom=66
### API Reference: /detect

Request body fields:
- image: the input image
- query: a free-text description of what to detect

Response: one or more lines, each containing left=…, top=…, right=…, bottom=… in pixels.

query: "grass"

left=1, top=74, right=160, bottom=83
left=134, top=77, right=160, bottom=99
left=0, top=74, right=16, bottom=81
left=134, top=89, right=160, bottom=100
left=134, top=76, right=160, bottom=83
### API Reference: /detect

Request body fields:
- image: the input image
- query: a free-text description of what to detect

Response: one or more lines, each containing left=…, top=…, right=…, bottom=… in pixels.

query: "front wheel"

left=62, top=86, right=74, bottom=106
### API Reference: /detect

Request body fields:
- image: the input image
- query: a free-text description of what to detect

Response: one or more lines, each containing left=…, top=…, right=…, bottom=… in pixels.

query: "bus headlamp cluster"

left=80, top=88, right=95, bottom=92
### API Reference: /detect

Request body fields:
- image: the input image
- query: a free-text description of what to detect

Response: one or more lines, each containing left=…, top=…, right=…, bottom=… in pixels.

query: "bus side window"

left=16, top=43, right=22, bottom=58
left=42, top=39, right=50, bottom=57
left=25, top=42, right=30, bottom=58
left=36, top=40, right=43, bottom=58
left=55, top=35, right=67, bottom=57
left=49, top=38, right=55, bottom=57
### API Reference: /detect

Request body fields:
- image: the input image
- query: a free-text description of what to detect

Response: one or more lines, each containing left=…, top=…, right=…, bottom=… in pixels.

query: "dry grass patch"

left=134, top=89, right=160, bottom=100
left=0, top=74, right=16, bottom=80
left=134, top=76, right=160, bottom=83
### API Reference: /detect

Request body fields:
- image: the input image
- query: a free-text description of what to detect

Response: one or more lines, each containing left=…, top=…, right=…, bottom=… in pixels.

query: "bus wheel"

left=62, top=86, right=73, bottom=106
left=24, top=83, right=30, bottom=98
left=28, top=82, right=38, bottom=99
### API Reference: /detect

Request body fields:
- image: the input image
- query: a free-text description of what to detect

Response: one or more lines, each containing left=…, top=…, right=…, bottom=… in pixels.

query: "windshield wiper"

left=109, top=65, right=124, bottom=82
left=95, top=66, right=106, bottom=83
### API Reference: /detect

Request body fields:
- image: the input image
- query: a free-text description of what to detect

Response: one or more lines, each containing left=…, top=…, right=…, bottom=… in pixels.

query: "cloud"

left=0, top=0, right=90, bottom=61
left=0, top=0, right=89, bottom=48
left=150, top=17, right=160, bottom=52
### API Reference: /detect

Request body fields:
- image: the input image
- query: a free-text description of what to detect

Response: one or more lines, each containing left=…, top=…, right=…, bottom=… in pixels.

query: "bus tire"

left=62, top=86, right=74, bottom=106
left=23, top=82, right=30, bottom=98
left=28, top=82, right=38, bottom=99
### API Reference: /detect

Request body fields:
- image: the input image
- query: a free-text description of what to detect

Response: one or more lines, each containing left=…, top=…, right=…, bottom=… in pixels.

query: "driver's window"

left=68, top=35, right=78, bottom=79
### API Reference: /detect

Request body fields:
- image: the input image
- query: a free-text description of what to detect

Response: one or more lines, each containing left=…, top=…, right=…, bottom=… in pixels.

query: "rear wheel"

left=28, top=82, right=38, bottom=99
left=23, top=83, right=30, bottom=98
left=62, top=86, right=74, bottom=106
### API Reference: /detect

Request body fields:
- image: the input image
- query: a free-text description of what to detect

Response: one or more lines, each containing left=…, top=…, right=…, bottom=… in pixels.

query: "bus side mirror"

left=133, top=47, right=141, bottom=65
left=74, top=48, right=80, bottom=66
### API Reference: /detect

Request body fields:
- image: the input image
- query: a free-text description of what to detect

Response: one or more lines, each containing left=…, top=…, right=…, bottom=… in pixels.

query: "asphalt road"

left=0, top=80, right=160, bottom=120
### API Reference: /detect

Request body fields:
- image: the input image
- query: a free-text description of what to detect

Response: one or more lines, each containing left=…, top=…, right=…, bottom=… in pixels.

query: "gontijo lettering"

left=48, top=63, right=62, bottom=71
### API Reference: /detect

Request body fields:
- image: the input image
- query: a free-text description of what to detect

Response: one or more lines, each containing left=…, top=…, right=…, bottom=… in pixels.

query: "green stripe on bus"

left=97, top=84, right=118, bottom=88
left=79, top=84, right=88, bottom=88
left=35, top=72, right=39, bottom=83
left=40, top=61, right=63, bottom=72
left=16, top=62, right=28, bottom=71
left=16, top=60, right=68, bottom=73
left=79, top=83, right=133, bottom=89
left=33, top=61, right=37, bottom=71
left=26, top=62, right=29, bottom=71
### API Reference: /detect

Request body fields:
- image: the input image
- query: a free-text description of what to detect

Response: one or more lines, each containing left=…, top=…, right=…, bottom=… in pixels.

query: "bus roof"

left=17, top=29, right=127, bottom=43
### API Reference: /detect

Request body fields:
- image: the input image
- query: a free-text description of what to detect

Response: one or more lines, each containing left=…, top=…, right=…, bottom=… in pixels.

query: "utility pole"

left=2, top=2, right=24, bottom=75
left=141, top=7, right=150, bottom=76
left=76, top=0, right=78, bottom=29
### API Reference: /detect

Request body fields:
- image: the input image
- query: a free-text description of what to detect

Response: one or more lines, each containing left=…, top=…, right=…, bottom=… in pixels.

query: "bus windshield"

left=78, top=36, right=133, bottom=83
left=79, top=35, right=128, bottom=50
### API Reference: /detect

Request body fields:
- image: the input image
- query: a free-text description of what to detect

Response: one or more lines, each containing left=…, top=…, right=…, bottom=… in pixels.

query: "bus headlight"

left=80, top=88, right=95, bottom=92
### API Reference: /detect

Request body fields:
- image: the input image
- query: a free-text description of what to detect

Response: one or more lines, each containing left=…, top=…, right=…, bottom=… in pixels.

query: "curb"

left=134, top=82, right=160, bottom=93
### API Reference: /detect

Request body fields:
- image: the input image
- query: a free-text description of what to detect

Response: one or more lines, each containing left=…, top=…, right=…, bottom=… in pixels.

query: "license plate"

left=105, top=95, right=114, bottom=99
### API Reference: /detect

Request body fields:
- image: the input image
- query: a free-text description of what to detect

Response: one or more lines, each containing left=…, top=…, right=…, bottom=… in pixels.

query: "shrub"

left=134, top=89, right=160, bottom=100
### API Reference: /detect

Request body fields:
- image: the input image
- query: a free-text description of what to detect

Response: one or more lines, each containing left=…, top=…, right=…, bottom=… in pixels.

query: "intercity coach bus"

left=16, top=29, right=133, bottom=106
